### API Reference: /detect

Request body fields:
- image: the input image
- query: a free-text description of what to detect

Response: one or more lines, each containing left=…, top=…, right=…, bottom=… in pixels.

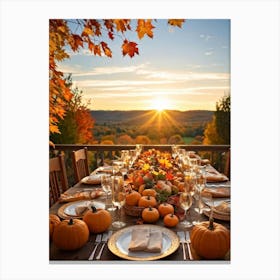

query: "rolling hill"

left=90, top=110, right=214, bottom=126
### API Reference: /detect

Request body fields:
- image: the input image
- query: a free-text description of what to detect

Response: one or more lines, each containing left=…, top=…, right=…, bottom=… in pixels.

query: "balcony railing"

left=51, top=144, right=230, bottom=187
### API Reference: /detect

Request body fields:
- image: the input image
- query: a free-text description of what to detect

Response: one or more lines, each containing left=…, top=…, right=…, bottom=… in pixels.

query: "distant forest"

left=91, top=110, right=214, bottom=145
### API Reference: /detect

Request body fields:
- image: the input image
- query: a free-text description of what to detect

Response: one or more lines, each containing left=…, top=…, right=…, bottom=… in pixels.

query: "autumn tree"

left=135, top=135, right=151, bottom=144
left=49, top=19, right=185, bottom=135
left=50, top=76, right=95, bottom=144
left=203, top=95, right=230, bottom=144
left=168, top=134, right=184, bottom=144
left=117, top=134, right=134, bottom=144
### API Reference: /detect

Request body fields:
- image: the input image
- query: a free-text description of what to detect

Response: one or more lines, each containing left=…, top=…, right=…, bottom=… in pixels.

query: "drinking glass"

left=184, top=171, right=196, bottom=197
left=101, top=174, right=116, bottom=211
left=135, top=144, right=142, bottom=157
left=179, top=191, right=193, bottom=228
left=111, top=176, right=126, bottom=228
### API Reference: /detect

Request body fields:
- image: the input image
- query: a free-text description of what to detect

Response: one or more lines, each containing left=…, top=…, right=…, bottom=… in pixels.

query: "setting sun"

left=151, top=96, right=169, bottom=112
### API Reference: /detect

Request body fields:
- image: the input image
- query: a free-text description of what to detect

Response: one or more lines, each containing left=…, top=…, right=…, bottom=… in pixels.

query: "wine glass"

left=184, top=171, right=196, bottom=197
left=101, top=174, right=116, bottom=211
left=193, top=167, right=207, bottom=224
left=119, top=161, right=128, bottom=181
left=179, top=191, right=193, bottom=228
left=111, top=176, right=126, bottom=228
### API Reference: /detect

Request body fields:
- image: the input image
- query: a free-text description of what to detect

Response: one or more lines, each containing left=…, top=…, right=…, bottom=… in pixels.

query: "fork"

left=88, top=234, right=102, bottom=260
left=185, top=231, right=193, bottom=260
left=177, top=231, right=187, bottom=261
left=95, top=231, right=113, bottom=260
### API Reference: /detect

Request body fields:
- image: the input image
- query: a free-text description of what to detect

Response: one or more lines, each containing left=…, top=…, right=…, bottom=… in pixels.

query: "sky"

left=57, top=19, right=230, bottom=111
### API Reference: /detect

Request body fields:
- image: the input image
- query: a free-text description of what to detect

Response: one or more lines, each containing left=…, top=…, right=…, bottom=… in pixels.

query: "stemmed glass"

left=179, top=191, right=193, bottom=228
left=193, top=166, right=207, bottom=224
left=111, top=176, right=126, bottom=228
left=101, top=174, right=116, bottom=211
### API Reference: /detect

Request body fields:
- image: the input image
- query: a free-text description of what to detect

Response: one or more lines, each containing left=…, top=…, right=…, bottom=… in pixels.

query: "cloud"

left=204, top=51, right=213, bottom=56
left=200, top=34, right=214, bottom=41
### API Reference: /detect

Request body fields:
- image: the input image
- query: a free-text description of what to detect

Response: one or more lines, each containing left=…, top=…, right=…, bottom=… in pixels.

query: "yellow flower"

left=152, top=170, right=159, bottom=176
left=142, top=163, right=150, bottom=171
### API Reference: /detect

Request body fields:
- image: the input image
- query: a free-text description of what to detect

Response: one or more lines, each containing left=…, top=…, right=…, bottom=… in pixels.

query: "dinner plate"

left=58, top=200, right=105, bottom=219
left=81, top=174, right=102, bottom=185
left=108, top=225, right=180, bottom=261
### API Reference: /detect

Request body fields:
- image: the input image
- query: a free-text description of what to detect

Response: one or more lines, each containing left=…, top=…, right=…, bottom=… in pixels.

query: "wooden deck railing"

left=51, top=144, right=230, bottom=186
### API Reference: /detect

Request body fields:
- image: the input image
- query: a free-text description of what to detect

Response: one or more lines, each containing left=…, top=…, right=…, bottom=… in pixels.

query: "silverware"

left=206, top=184, right=230, bottom=188
left=185, top=231, right=193, bottom=260
left=177, top=231, right=187, bottom=261
left=95, top=231, right=112, bottom=260
left=88, top=234, right=102, bottom=261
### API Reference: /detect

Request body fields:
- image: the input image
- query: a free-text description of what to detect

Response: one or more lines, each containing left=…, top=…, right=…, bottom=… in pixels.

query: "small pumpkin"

left=138, top=184, right=146, bottom=195
left=138, top=195, right=157, bottom=208
left=142, top=206, right=160, bottom=223
left=142, top=188, right=157, bottom=197
left=163, top=213, right=179, bottom=227
left=49, top=214, right=60, bottom=239
left=53, top=218, right=89, bottom=250
left=158, top=202, right=174, bottom=217
left=83, top=206, right=112, bottom=233
left=190, top=218, right=230, bottom=259
left=125, top=190, right=141, bottom=206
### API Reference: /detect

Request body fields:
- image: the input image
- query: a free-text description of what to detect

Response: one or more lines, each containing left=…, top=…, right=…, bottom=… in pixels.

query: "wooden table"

left=49, top=179, right=230, bottom=262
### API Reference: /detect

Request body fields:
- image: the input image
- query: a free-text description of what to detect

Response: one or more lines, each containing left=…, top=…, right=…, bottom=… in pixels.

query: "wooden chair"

left=72, top=147, right=90, bottom=183
left=224, top=148, right=231, bottom=179
left=49, top=154, right=69, bottom=207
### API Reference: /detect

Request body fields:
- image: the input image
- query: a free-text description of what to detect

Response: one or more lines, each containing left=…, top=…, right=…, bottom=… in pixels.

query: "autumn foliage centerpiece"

left=124, top=149, right=186, bottom=220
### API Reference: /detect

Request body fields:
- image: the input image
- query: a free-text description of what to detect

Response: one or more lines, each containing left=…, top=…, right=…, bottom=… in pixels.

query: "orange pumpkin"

left=125, top=190, right=141, bottom=206
left=49, top=214, right=60, bottom=239
left=83, top=206, right=112, bottom=233
left=138, top=195, right=157, bottom=208
left=190, top=218, right=230, bottom=259
left=142, top=206, right=160, bottom=223
left=163, top=213, right=179, bottom=227
left=158, top=202, right=174, bottom=217
left=53, top=218, right=89, bottom=250
left=142, top=188, right=157, bottom=197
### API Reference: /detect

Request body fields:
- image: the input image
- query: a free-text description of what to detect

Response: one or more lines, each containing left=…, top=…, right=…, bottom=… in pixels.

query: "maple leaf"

left=168, top=19, right=185, bottom=28
left=114, top=19, right=130, bottom=32
left=108, top=31, right=114, bottom=40
left=94, top=44, right=101, bottom=56
left=88, top=40, right=94, bottom=52
left=71, top=34, right=83, bottom=51
left=122, top=40, right=139, bottom=58
left=82, top=26, right=93, bottom=36
left=136, top=19, right=155, bottom=39
left=101, top=42, right=112, bottom=57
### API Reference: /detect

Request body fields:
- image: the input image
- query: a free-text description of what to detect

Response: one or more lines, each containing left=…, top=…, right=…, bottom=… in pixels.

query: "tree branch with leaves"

left=49, top=19, right=185, bottom=134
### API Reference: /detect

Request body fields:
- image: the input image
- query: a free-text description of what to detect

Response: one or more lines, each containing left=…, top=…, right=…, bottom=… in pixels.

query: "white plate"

left=63, top=200, right=105, bottom=216
left=108, top=225, right=180, bottom=261
left=81, top=174, right=102, bottom=185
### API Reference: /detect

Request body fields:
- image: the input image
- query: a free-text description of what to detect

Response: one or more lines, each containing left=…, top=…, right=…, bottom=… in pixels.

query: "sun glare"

left=151, top=96, right=169, bottom=112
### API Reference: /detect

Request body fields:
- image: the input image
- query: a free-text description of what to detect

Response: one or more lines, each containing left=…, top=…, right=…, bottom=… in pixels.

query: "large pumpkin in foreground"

left=49, top=214, right=60, bottom=239
left=53, top=218, right=89, bottom=251
left=190, top=219, right=230, bottom=259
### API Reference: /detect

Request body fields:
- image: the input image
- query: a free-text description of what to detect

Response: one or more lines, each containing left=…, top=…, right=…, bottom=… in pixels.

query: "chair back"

left=49, top=154, right=68, bottom=206
left=72, top=147, right=90, bottom=183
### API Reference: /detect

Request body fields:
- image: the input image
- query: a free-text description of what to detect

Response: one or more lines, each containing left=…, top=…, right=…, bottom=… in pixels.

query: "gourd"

left=52, top=218, right=89, bottom=250
left=163, top=213, right=179, bottom=227
left=49, top=214, right=60, bottom=239
left=142, top=188, right=157, bottom=197
left=125, top=190, right=141, bottom=206
left=83, top=206, right=112, bottom=233
left=142, top=207, right=160, bottom=223
left=138, top=195, right=157, bottom=208
left=158, top=202, right=174, bottom=217
left=190, top=218, right=230, bottom=259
